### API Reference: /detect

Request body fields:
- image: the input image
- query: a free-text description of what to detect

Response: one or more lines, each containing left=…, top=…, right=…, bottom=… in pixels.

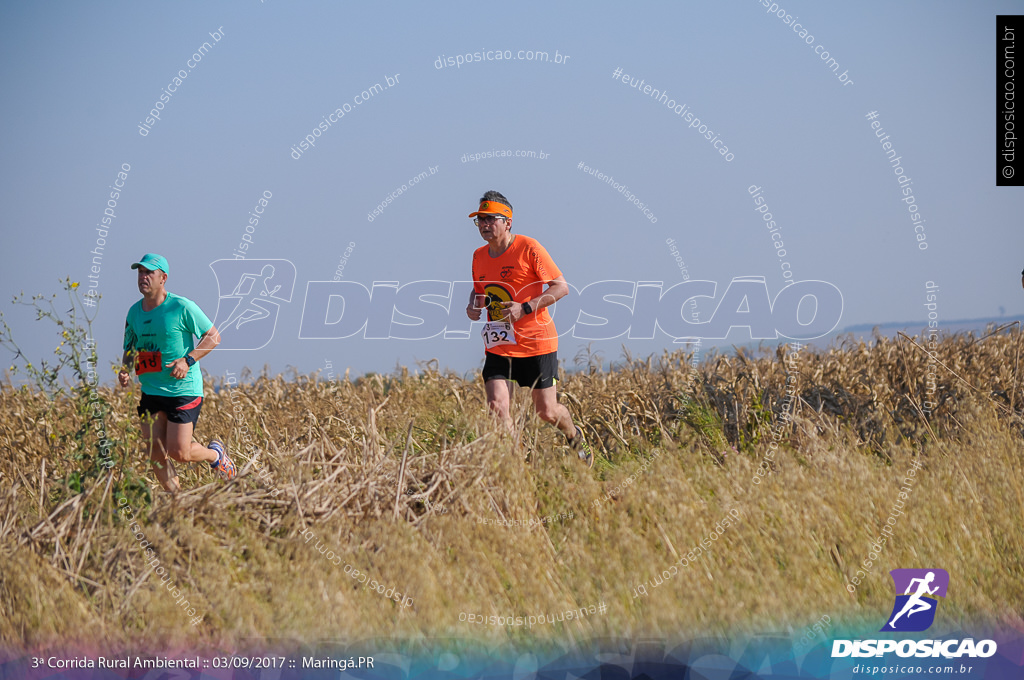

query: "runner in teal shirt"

left=118, top=253, right=236, bottom=492
left=123, top=292, right=212, bottom=397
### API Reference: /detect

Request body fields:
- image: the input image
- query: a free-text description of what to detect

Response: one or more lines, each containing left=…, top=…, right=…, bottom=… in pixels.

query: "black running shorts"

left=137, top=393, right=203, bottom=425
left=482, top=351, right=559, bottom=389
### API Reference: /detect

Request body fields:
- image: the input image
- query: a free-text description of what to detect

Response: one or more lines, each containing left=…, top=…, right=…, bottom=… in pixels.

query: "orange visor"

left=468, top=201, right=512, bottom=218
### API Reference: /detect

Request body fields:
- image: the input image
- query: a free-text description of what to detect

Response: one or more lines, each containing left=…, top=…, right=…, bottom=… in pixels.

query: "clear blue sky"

left=2, top=0, right=1021, bottom=381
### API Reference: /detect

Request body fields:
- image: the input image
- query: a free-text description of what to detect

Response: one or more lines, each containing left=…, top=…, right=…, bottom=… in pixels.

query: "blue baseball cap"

left=131, top=253, right=169, bottom=274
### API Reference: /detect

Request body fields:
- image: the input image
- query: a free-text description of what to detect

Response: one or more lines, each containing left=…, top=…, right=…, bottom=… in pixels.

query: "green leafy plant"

left=680, top=397, right=731, bottom=456
left=0, top=279, right=144, bottom=505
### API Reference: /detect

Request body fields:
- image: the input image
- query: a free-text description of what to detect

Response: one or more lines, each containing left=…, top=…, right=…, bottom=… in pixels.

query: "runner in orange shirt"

left=465, top=190, right=593, bottom=467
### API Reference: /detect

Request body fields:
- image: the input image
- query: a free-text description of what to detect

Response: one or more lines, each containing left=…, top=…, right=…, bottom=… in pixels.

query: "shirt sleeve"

left=472, top=252, right=485, bottom=295
left=123, top=315, right=136, bottom=353
left=529, top=241, right=562, bottom=283
left=181, top=298, right=214, bottom=339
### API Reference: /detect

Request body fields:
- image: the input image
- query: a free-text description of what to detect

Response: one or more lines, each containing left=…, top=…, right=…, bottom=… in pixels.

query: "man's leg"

left=531, top=387, right=575, bottom=438
left=141, top=412, right=179, bottom=493
left=889, top=600, right=916, bottom=626
left=164, top=420, right=219, bottom=465
left=533, top=385, right=594, bottom=467
left=906, top=600, right=931, bottom=617
left=485, top=378, right=515, bottom=430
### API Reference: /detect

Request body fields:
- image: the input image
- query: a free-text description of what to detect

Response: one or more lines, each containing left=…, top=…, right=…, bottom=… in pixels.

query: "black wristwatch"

left=522, top=301, right=534, bottom=315
left=184, top=354, right=196, bottom=368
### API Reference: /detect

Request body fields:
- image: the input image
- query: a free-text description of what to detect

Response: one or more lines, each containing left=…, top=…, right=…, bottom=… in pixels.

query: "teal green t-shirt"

left=123, top=292, right=214, bottom=397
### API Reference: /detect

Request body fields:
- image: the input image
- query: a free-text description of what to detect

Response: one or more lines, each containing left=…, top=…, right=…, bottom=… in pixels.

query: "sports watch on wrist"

left=184, top=354, right=196, bottom=368
left=522, top=301, right=534, bottom=315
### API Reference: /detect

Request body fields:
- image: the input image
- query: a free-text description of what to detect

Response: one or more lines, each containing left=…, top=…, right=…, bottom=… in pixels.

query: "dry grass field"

left=1, top=318, right=1023, bottom=653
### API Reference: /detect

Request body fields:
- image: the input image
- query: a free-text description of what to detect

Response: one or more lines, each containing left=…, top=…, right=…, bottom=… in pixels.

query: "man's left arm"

left=190, top=325, right=221, bottom=362
left=168, top=300, right=219, bottom=379
left=168, top=325, right=220, bottom=379
left=503, top=276, right=568, bottom=322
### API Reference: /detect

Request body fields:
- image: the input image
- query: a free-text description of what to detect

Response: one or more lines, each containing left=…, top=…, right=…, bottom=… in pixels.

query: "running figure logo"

left=209, top=259, right=296, bottom=350
left=881, top=568, right=949, bottom=632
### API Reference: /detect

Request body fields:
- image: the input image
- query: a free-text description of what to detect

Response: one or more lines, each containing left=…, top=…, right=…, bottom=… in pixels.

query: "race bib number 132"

left=482, top=321, right=516, bottom=349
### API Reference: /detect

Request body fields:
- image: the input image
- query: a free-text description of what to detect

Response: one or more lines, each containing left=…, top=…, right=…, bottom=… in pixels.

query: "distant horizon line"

left=840, top=313, right=1021, bottom=333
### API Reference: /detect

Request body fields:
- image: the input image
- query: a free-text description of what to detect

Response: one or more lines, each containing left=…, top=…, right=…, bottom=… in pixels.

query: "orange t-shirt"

left=472, top=235, right=562, bottom=357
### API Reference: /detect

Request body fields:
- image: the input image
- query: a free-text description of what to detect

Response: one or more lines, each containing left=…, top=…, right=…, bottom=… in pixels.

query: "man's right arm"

left=466, top=257, right=482, bottom=320
left=119, top=315, right=135, bottom=388
left=118, top=350, right=133, bottom=388
left=466, top=286, right=483, bottom=320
